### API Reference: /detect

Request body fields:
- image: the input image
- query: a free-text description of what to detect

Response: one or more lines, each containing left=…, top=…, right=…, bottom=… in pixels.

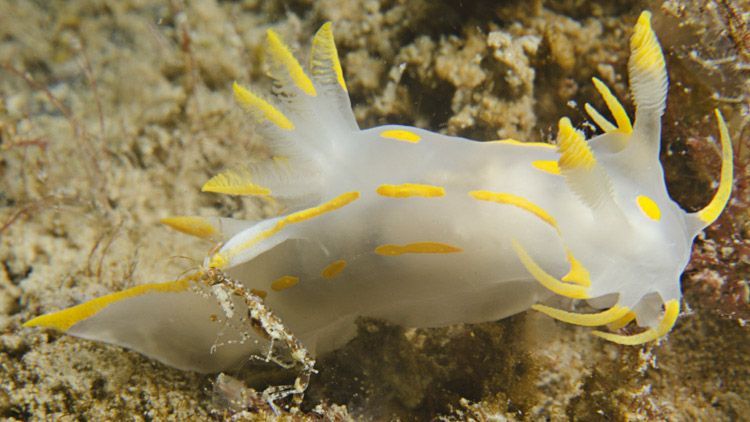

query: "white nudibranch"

left=25, top=13, right=734, bottom=374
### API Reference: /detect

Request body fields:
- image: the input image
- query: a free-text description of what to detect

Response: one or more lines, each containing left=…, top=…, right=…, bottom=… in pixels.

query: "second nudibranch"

left=25, top=12, right=733, bottom=373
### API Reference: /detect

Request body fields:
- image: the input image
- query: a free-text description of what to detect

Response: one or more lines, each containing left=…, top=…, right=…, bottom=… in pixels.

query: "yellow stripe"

left=271, top=275, right=299, bottom=291
left=532, top=160, right=560, bottom=175
left=591, top=78, right=632, bottom=134
left=487, top=138, right=556, bottom=150
left=593, top=299, right=680, bottom=345
left=532, top=304, right=630, bottom=327
left=321, top=260, right=347, bottom=279
left=211, top=191, right=360, bottom=268
left=160, top=216, right=216, bottom=239
left=375, top=242, right=462, bottom=256
left=201, top=169, right=272, bottom=196
left=380, top=129, right=421, bottom=143
left=697, top=110, right=734, bottom=224
left=556, top=117, right=596, bottom=171
left=469, top=190, right=558, bottom=230
left=266, top=29, right=317, bottom=97
left=232, top=82, right=294, bottom=130
left=636, top=195, right=661, bottom=221
left=311, top=22, right=347, bottom=92
left=511, top=240, right=589, bottom=299
left=376, top=183, right=445, bottom=198
left=23, top=273, right=200, bottom=332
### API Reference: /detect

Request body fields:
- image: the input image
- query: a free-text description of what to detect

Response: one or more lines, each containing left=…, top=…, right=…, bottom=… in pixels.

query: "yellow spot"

left=266, top=29, right=317, bottom=97
left=556, top=117, right=596, bottom=171
left=380, top=129, right=421, bottom=143
left=214, top=192, right=360, bottom=267
left=697, top=110, right=734, bottom=225
left=271, top=275, right=299, bottom=291
left=488, top=138, right=556, bottom=150
left=23, top=273, right=201, bottom=332
left=210, top=253, right=228, bottom=269
left=532, top=160, right=561, bottom=175
left=591, top=78, right=633, bottom=134
left=160, top=216, right=216, bottom=239
left=251, top=289, right=268, bottom=299
left=630, top=11, right=666, bottom=77
left=584, top=103, right=617, bottom=133
left=636, top=195, right=661, bottom=221
left=202, top=168, right=272, bottom=196
left=376, top=183, right=445, bottom=198
left=511, top=240, right=589, bottom=299
left=232, top=82, right=294, bottom=130
left=321, top=260, right=347, bottom=279
left=593, top=299, right=680, bottom=345
left=375, top=242, right=462, bottom=256
left=532, top=304, right=631, bottom=327
left=469, top=191, right=558, bottom=230
left=311, top=22, right=347, bottom=92
left=608, top=311, right=636, bottom=330
left=285, top=191, right=360, bottom=224
left=561, top=249, right=591, bottom=287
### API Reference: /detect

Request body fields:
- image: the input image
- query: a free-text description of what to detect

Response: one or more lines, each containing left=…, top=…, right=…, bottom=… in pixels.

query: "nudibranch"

left=25, top=11, right=733, bottom=373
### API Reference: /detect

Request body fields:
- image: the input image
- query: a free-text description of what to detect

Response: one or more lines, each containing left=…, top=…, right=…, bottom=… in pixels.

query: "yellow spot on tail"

left=376, top=183, right=445, bottom=198
left=160, top=216, right=216, bottom=239
left=311, top=22, right=347, bottom=92
left=489, top=138, right=556, bottom=150
left=214, top=192, right=360, bottom=267
left=697, top=110, right=734, bottom=225
left=532, top=304, right=631, bottom=327
left=591, top=78, right=633, bottom=134
left=271, top=275, right=299, bottom=291
left=556, top=117, right=596, bottom=171
left=380, top=129, right=421, bottom=143
left=266, top=29, right=317, bottom=97
left=630, top=11, right=666, bottom=77
left=562, top=249, right=591, bottom=287
left=23, top=273, right=201, bottom=332
left=233, top=82, right=294, bottom=130
left=321, top=260, right=347, bottom=279
left=593, top=299, right=680, bottom=345
left=202, top=169, right=272, bottom=196
left=251, top=289, right=268, bottom=299
left=375, top=242, right=462, bottom=256
left=469, top=191, right=558, bottom=230
left=511, top=240, right=589, bottom=299
left=532, top=160, right=561, bottom=175
left=636, top=195, right=661, bottom=221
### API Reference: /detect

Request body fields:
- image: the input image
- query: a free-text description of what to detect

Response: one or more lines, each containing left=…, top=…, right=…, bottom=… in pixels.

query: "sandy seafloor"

left=1, top=0, right=749, bottom=420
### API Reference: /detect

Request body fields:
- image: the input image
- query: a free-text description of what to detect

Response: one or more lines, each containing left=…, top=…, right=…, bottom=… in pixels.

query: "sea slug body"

left=25, top=12, right=733, bottom=374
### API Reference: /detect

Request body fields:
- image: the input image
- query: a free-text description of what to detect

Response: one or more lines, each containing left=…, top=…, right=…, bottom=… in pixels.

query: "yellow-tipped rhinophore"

left=556, top=117, right=596, bottom=171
